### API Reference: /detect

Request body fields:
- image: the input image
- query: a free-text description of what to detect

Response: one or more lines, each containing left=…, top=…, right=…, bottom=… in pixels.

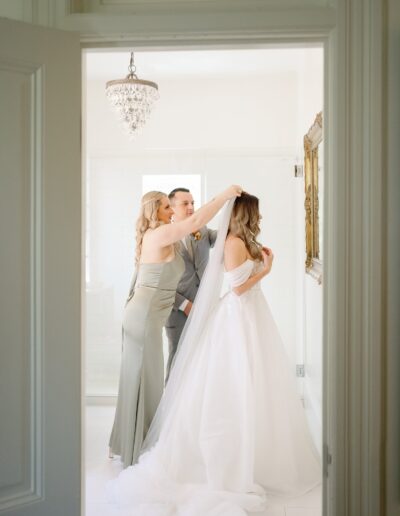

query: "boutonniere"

left=192, top=231, right=202, bottom=241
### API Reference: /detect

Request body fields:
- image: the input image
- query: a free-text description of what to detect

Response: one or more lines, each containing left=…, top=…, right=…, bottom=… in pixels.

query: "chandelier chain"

left=128, top=52, right=137, bottom=79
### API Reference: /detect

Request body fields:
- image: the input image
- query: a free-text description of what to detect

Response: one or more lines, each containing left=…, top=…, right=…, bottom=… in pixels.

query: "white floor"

left=85, top=405, right=322, bottom=516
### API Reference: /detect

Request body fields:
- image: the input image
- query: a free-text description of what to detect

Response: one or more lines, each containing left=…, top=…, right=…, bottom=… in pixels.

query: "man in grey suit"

left=165, top=188, right=217, bottom=382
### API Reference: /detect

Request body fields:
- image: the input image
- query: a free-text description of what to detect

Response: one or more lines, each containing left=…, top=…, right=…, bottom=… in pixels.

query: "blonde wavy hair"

left=228, top=192, right=263, bottom=260
left=135, top=191, right=167, bottom=264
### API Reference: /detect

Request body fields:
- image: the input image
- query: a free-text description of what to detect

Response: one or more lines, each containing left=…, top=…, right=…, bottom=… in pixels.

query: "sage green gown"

left=109, top=254, right=184, bottom=467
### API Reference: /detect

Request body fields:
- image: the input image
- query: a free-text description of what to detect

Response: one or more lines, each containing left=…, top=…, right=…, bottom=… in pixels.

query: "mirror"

left=304, top=111, right=323, bottom=284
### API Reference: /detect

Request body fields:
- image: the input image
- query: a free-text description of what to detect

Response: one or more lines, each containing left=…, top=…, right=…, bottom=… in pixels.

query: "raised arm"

left=147, top=185, right=242, bottom=248
left=224, top=237, right=274, bottom=296
left=208, top=228, right=218, bottom=247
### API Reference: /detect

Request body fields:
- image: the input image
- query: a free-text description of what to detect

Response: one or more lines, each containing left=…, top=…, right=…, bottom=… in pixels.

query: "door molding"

left=0, top=59, right=44, bottom=512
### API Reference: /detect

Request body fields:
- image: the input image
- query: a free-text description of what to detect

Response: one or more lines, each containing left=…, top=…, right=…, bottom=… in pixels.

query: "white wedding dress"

left=108, top=257, right=321, bottom=516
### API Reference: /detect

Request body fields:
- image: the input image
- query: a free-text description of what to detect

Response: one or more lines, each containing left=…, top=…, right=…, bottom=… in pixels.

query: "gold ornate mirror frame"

left=304, top=111, right=323, bottom=284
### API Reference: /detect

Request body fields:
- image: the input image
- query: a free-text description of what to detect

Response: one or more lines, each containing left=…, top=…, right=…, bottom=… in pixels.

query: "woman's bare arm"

left=147, top=186, right=241, bottom=248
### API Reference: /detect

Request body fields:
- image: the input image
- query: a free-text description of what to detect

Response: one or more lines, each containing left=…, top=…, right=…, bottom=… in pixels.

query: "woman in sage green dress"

left=109, top=186, right=243, bottom=467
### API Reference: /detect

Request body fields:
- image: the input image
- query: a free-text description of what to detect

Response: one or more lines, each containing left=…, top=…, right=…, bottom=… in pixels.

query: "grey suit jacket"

left=166, top=226, right=217, bottom=330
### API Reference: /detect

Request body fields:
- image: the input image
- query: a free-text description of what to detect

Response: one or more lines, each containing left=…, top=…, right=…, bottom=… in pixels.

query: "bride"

left=108, top=192, right=321, bottom=516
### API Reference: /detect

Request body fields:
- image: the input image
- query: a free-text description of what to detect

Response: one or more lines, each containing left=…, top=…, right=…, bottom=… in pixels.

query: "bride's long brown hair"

left=228, top=192, right=263, bottom=260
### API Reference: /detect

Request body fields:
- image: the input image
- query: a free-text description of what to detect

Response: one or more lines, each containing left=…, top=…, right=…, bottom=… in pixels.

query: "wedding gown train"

left=108, top=259, right=321, bottom=516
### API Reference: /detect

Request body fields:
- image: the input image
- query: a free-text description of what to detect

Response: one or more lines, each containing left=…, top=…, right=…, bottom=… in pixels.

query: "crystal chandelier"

left=106, top=52, right=159, bottom=136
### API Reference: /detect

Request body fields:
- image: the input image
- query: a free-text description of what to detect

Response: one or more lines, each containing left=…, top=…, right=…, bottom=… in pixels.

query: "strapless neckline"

left=224, top=258, right=254, bottom=273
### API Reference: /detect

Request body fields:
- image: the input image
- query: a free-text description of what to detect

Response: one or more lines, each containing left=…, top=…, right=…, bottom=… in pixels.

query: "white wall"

left=87, top=77, right=298, bottom=153
left=84, top=48, right=323, bottom=399
left=303, top=275, right=323, bottom=451
left=296, top=50, right=324, bottom=452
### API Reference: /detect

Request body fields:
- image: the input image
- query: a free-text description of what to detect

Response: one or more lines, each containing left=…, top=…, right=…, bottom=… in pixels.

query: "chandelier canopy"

left=106, top=52, right=159, bottom=136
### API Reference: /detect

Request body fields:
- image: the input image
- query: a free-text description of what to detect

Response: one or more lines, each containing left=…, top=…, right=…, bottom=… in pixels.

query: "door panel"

left=0, top=18, right=81, bottom=516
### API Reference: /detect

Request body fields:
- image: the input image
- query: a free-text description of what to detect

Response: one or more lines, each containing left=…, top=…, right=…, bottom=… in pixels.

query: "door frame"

left=78, top=1, right=387, bottom=515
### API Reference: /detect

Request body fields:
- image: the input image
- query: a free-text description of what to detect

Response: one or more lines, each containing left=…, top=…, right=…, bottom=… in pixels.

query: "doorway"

left=83, top=46, right=324, bottom=516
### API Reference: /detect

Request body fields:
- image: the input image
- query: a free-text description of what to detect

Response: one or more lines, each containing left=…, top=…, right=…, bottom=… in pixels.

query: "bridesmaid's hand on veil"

left=222, top=185, right=243, bottom=201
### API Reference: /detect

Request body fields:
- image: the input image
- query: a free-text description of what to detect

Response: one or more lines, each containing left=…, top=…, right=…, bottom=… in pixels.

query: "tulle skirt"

left=108, top=288, right=321, bottom=515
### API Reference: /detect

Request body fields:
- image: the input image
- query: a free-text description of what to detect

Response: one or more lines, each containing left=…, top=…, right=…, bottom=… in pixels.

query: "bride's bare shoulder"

left=224, top=235, right=247, bottom=269
left=225, top=235, right=245, bottom=250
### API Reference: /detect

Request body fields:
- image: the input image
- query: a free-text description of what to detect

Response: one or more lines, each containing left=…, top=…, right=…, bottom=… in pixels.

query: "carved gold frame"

left=304, top=111, right=322, bottom=284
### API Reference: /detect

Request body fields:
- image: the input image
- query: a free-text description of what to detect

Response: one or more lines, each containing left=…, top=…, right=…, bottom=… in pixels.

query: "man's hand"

left=184, top=301, right=193, bottom=317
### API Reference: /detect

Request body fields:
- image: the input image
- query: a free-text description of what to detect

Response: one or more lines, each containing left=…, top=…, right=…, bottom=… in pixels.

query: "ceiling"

left=85, top=47, right=323, bottom=81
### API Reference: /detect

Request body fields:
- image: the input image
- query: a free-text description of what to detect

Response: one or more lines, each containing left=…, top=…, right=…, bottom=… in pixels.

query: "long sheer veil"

left=141, top=198, right=235, bottom=452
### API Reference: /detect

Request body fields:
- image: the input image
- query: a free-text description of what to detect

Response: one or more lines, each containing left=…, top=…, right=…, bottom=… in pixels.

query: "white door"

left=0, top=18, right=81, bottom=516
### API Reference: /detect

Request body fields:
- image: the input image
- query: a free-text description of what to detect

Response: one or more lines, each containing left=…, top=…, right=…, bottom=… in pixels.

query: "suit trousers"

left=165, top=309, right=187, bottom=383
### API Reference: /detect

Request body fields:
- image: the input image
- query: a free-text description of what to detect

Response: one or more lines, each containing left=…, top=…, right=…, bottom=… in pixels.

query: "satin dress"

left=109, top=254, right=184, bottom=467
